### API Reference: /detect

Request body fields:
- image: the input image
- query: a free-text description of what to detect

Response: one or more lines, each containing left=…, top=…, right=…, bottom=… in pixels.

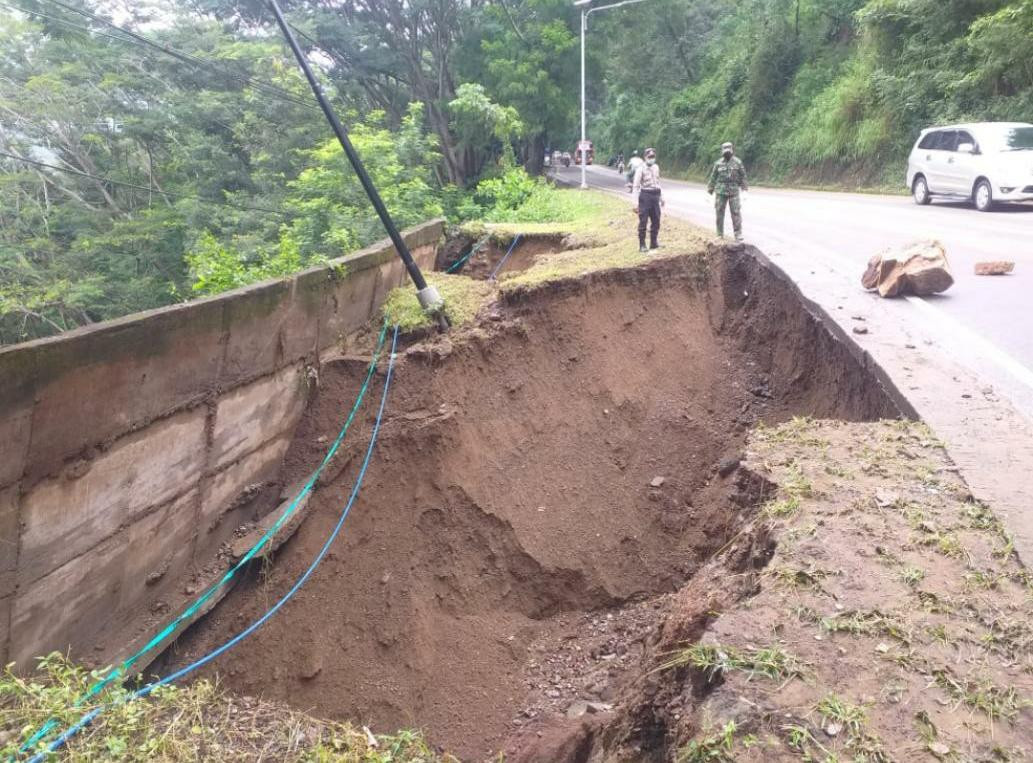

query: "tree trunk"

left=525, top=133, right=545, bottom=175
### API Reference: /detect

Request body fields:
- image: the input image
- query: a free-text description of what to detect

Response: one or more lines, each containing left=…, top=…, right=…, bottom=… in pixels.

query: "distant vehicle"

left=561, top=151, right=571, bottom=167
left=574, top=141, right=594, bottom=165
left=907, top=122, right=1033, bottom=211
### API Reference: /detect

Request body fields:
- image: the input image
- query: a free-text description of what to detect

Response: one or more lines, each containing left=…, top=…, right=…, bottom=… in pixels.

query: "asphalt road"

left=557, top=163, right=1033, bottom=419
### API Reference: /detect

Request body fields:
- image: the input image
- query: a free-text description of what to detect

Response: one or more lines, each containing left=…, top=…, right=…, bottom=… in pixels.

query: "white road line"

left=905, top=295, right=1033, bottom=393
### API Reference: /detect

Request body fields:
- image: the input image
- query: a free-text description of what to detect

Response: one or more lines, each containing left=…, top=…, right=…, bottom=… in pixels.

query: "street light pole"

left=580, top=7, right=587, bottom=190
left=574, top=0, right=651, bottom=191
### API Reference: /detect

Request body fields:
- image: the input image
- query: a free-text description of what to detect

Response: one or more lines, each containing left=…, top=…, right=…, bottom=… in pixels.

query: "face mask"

left=723, top=150, right=733, bottom=159
left=646, top=158, right=656, bottom=166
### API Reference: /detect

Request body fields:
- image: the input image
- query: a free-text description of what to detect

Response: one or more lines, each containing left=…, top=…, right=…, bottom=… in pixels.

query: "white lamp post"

left=574, top=0, right=651, bottom=190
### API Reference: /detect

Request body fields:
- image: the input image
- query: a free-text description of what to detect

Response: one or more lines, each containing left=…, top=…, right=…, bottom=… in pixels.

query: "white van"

left=906, top=122, right=1033, bottom=211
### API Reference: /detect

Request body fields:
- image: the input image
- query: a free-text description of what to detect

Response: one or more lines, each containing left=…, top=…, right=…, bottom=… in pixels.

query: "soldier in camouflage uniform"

left=706, top=141, right=748, bottom=241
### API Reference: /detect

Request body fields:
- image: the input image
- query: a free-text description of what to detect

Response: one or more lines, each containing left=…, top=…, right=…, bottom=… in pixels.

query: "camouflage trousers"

left=714, top=192, right=742, bottom=237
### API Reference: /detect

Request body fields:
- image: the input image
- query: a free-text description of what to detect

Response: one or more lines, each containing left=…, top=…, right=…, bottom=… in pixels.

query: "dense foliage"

left=592, top=0, right=1033, bottom=183
left=1, top=0, right=1028, bottom=343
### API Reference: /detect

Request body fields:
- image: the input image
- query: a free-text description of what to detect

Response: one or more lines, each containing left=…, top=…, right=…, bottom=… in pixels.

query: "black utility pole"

left=268, top=0, right=444, bottom=317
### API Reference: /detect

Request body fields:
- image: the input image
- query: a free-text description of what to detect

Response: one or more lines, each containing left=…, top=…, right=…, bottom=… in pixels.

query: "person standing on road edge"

left=626, top=150, right=644, bottom=189
left=633, top=148, right=663, bottom=253
left=707, top=141, right=748, bottom=241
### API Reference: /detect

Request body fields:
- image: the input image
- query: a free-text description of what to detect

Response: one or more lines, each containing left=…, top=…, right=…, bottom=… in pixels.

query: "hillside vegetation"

left=593, top=0, right=1033, bottom=186
left=1, top=0, right=1028, bottom=343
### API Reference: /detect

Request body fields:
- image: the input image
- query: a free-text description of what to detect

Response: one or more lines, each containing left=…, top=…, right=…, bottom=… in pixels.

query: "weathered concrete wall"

left=0, top=220, right=443, bottom=667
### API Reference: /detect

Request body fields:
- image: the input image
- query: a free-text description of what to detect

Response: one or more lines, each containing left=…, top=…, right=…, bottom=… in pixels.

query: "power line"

left=0, top=149, right=290, bottom=216
left=3, top=0, right=320, bottom=113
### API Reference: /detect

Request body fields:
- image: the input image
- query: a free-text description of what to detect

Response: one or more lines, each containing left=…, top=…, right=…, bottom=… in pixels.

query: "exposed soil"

left=166, top=246, right=903, bottom=760
left=541, top=419, right=1033, bottom=762
left=441, top=233, right=577, bottom=280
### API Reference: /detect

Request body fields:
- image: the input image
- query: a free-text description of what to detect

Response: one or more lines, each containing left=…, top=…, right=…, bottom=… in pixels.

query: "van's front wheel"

left=912, top=175, right=931, bottom=205
left=974, top=179, right=994, bottom=212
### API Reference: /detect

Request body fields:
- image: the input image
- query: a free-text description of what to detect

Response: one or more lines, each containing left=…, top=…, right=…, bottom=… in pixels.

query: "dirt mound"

left=165, top=246, right=902, bottom=759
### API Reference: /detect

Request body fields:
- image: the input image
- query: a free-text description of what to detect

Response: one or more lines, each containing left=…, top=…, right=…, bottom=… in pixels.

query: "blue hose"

left=489, top=234, right=522, bottom=280
left=17, top=321, right=390, bottom=757
left=445, top=235, right=489, bottom=274
left=24, top=325, right=400, bottom=762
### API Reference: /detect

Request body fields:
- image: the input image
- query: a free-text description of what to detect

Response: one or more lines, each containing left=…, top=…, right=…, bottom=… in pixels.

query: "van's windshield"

left=984, top=126, right=1033, bottom=151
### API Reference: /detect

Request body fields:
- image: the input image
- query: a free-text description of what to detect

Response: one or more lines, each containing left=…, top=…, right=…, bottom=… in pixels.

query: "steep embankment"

left=167, top=245, right=900, bottom=759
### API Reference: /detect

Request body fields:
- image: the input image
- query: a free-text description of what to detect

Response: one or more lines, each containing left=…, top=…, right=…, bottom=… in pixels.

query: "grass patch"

left=0, top=655, right=449, bottom=762
left=385, top=188, right=711, bottom=332
left=762, top=495, right=800, bottom=519
left=900, top=565, right=925, bottom=587
left=753, top=416, right=829, bottom=449
left=932, top=669, right=1031, bottom=724
left=820, top=610, right=911, bottom=643
left=771, top=565, right=832, bottom=591
left=678, top=720, right=756, bottom=762
left=657, top=643, right=807, bottom=682
left=381, top=272, right=493, bottom=332
left=815, top=695, right=890, bottom=762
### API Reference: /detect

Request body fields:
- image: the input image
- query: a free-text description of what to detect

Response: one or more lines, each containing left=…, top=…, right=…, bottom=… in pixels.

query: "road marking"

left=905, top=295, right=1033, bottom=393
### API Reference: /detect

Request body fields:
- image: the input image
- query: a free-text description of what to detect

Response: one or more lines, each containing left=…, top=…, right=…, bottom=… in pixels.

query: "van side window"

left=938, top=131, right=959, bottom=152
left=956, top=130, right=976, bottom=150
left=918, top=132, right=941, bottom=150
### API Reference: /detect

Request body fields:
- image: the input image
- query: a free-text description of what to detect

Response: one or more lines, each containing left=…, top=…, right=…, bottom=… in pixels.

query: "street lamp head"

left=573, top=0, right=593, bottom=6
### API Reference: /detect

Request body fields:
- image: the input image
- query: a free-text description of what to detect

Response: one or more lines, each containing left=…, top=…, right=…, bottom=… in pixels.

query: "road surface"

left=559, top=163, right=1033, bottom=419
left=556, top=163, right=1033, bottom=567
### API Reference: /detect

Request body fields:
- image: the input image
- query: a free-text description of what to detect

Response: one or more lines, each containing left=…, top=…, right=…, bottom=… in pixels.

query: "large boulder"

left=862, top=240, right=954, bottom=297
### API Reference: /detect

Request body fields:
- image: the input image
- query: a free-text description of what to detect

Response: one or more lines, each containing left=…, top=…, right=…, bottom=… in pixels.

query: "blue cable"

left=489, top=234, right=522, bottom=280
left=445, top=235, right=489, bottom=274
left=26, top=325, right=401, bottom=763
left=16, top=321, right=390, bottom=756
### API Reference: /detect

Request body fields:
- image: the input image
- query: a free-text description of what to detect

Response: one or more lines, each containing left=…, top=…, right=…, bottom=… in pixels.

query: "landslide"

left=166, top=245, right=903, bottom=760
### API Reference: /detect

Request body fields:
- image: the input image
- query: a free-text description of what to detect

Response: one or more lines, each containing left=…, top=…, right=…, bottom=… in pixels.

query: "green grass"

left=762, top=495, right=801, bottom=519
left=657, top=643, right=807, bottom=682
left=383, top=188, right=711, bottom=331
left=820, top=610, right=911, bottom=643
left=678, top=720, right=746, bottom=762
left=932, top=669, right=1031, bottom=724
left=899, top=565, right=925, bottom=587
left=0, top=655, right=449, bottom=762
left=381, top=272, right=493, bottom=332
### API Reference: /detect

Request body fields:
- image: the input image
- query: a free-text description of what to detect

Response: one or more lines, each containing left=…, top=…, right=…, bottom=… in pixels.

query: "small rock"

left=545, top=688, right=561, bottom=699
left=928, top=742, right=951, bottom=757
left=649, top=476, right=666, bottom=488
left=875, top=643, right=890, bottom=653
left=974, top=261, right=1014, bottom=276
left=566, top=701, right=589, bottom=718
left=586, top=702, right=613, bottom=714
left=717, top=456, right=740, bottom=477
left=380, top=573, right=391, bottom=585
left=850, top=315, right=866, bottom=321
left=852, top=325, right=869, bottom=335
left=825, top=722, right=843, bottom=737
left=488, top=311, right=503, bottom=321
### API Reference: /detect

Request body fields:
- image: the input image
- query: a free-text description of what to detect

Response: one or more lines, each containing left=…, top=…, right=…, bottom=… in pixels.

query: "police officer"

left=632, top=148, right=663, bottom=252
left=706, top=141, right=748, bottom=241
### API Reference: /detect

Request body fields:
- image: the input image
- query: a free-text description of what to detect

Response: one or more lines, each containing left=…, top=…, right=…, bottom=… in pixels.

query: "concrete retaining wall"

left=0, top=220, right=443, bottom=667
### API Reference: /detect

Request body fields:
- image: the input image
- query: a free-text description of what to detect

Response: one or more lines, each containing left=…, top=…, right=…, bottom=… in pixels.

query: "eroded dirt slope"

left=167, top=249, right=901, bottom=760
left=525, top=419, right=1033, bottom=762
